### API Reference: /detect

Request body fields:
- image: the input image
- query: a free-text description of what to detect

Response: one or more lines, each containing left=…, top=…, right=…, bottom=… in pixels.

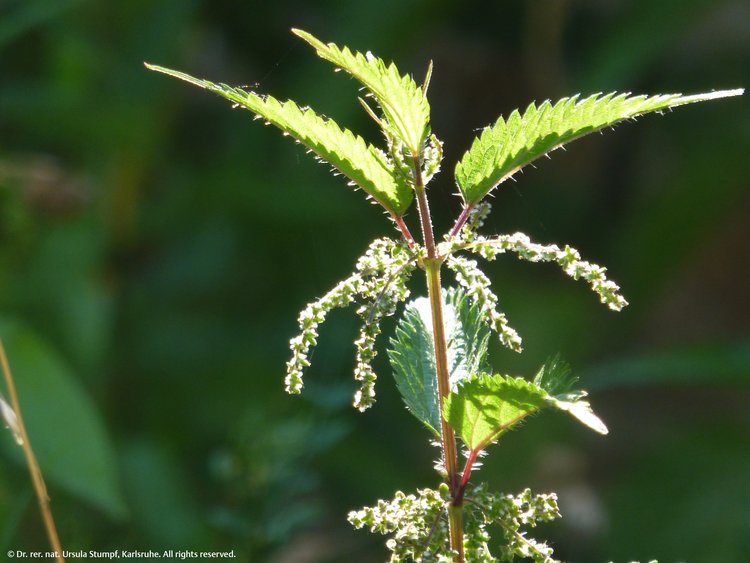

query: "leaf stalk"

left=448, top=204, right=474, bottom=239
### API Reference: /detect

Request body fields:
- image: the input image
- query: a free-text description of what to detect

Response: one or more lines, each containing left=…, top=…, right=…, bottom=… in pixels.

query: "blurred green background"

left=1, top=1, right=748, bottom=561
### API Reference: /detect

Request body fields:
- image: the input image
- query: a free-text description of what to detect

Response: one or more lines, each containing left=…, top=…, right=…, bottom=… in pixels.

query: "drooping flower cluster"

left=442, top=204, right=627, bottom=313
left=446, top=254, right=524, bottom=353
left=458, top=232, right=627, bottom=311
left=433, top=203, right=628, bottom=360
left=349, top=487, right=450, bottom=562
left=348, top=483, right=561, bottom=562
left=285, top=237, right=416, bottom=410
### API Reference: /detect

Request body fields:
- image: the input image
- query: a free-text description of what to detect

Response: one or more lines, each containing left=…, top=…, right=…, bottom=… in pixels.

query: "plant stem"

left=456, top=449, right=480, bottom=504
left=448, top=204, right=474, bottom=239
left=412, top=157, right=464, bottom=562
left=425, top=261, right=464, bottom=562
left=0, top=341, right=65, bottom=563
left=392, top=214, right=417, bottom=250
left=424, top=260, right=460, bottom=487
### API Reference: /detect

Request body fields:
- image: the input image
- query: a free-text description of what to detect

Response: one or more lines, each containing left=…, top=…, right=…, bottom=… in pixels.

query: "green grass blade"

left=145, top=63, right=413, bottom=216
left=455, top=89, right=744, bottom=205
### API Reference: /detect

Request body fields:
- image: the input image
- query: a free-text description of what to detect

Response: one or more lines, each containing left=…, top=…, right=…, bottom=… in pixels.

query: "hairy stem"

left=393, top=214, right=417, bottom=249
left=448, top=503, right=464, bottom=561
left=456, top=449, right=480, bottom=504
left=0, top=341, right=65, bottom=563
left=412, top=156, right=464, bottom=562
left=414, top=180, right=437, bottom=260
left=448, top=203, right=474, bottom=239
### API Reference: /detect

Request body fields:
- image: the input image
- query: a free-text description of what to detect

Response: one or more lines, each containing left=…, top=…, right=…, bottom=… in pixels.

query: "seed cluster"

left=348, top=484, right=560, bottom=562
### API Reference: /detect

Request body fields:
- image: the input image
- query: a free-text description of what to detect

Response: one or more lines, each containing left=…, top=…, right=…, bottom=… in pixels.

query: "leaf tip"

left=291, top=28, right=323, bottom=50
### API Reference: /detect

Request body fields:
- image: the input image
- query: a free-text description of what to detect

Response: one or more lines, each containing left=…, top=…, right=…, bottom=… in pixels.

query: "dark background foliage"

left=0, top=1, right=748, bottom=561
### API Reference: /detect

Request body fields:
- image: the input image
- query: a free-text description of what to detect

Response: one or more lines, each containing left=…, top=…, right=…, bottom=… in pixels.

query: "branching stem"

left=393, top=214, right=417, bottom=249
left=449, top=203, right=474, bottom=239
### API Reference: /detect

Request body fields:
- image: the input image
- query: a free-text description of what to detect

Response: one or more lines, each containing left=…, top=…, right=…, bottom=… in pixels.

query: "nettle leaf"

left=293, top=29, right=431, bottom=155
left=456, top=89, right=744, bottom=205
left=387, top=299, right=439, bottom=435
left=388, top=287, right=490, bottom=436
left=445, top=288, right=491, bottom=386
left=444, top=375, right=547, bottom=451
left=444, top=372, right=607, bottom=452
left=145, top=64, right=413, bottom=216
left=532, top=355, right=578, bottom=398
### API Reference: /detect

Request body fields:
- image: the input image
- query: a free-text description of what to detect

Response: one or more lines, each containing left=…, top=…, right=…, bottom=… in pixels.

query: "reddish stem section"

left=456, top=449, right=480, bottom=503
left=448, top=203, right=474, bottom=239
left=393, top=214, right=417, bottom=249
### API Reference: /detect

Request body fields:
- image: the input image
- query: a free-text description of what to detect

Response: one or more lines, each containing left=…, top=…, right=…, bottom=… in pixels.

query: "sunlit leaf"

left=444, top=372, right=607, bottom=452
left=293, top=29, right=431, bottom=155
left=145, top=64, right=413, bottom=216
left=456, top=89, right=744, bottom=205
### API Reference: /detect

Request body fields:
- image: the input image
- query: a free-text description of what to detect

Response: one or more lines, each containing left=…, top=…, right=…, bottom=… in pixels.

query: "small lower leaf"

left=444, top=374, right=548, bottom=451
left=551, top=398, right=608, bottom=435
left=532, top=355, right=577, bottom=397
left=444, top=371, right=608, bottom=452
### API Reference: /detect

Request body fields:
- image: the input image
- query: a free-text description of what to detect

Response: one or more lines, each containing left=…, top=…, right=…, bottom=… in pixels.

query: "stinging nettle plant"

left=146, top=29, right=742, bottom=562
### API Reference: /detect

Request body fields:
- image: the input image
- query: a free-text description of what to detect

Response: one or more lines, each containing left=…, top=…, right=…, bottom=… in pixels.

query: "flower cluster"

left=446, top=254, right=523, bottom=353
left=349, top=483, right=561, bottom=562
left=285, top=237, right=416, bottom=409
left=444, top=228, right=627, bottom=312
left=468, top=485, right=560, bottom=562
left=352, top=238, right=415, bottom=409
left=461, top=202, right=493, bottom=236
left=349, top=487, right=450, bottom=562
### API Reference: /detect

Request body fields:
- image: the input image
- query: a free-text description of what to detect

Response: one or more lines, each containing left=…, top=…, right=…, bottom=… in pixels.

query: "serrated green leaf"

left=445, top=288, right=491, bottom=386
left=145, top=64, right=413, bottom=216
left=387, top=300, right=439, bottom=435
left=444, top=373, right=607, bottom=452
left=456, top=89, right=744, bottom=205
left=551, top=397, right=608, bottom=435
left=444, top=374, right=549, bottom=450
left=532, top=355, right=578, bottom=397
left=293, top=29, right=431, bottom=155
left=387, top=287, right=490, bottom=436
